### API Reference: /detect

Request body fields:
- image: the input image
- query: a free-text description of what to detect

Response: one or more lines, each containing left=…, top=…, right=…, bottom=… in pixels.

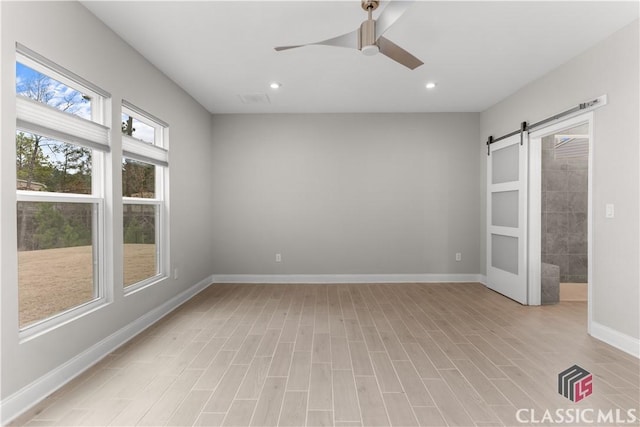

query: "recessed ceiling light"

left=270, top=82, right=281, bottom=89
left=425, top=82, right=437, bottom=89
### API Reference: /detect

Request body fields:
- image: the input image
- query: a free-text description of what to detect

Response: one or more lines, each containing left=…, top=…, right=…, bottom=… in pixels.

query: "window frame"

left=17, top=43, right=108, bottom=125
left=121, top=102, right=169, bottom=294
left=15, top=47, right=111, bottom=338
left=122, top=196, right=164, bottom=290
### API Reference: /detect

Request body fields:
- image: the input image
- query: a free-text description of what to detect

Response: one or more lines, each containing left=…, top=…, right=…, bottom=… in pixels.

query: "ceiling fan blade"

left=275, top=29, right=358, bottom=52
left=378, top=36, right=423, bottom=70
left=375, top=0, right=415, bottom=40
left=275, top=45, right=304, bottom=51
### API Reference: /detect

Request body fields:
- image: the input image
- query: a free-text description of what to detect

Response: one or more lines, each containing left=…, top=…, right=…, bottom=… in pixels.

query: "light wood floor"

left=11, top=283, right=640, bottom=426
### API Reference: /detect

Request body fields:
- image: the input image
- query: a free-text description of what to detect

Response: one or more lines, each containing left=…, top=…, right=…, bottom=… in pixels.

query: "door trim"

left=528, top=112, right=593, bottom=333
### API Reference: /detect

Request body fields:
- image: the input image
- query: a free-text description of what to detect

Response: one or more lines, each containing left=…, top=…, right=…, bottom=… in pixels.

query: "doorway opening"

left=541, top=123, right=589, bottom=302
left=529, top=112, right=593, bottom=326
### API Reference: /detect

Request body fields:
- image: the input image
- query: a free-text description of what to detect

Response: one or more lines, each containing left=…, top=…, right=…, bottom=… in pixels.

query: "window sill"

left=123, top=274, right=168, bottom=297
left=19, top=297, right=110, bottom=343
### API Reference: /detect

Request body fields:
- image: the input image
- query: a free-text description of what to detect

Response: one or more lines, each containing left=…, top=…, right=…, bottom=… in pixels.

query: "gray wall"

left=210, top=113, right=480, bottom=275
left=1, top=2, right=213, bottom=399
left=541, top=133, right=589, bottom=283
left=480, top=20, right=639, bottom=340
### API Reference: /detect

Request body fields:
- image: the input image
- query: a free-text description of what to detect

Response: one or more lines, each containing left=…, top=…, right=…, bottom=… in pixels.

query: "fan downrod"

left=361, top=0, right=380, bottom=12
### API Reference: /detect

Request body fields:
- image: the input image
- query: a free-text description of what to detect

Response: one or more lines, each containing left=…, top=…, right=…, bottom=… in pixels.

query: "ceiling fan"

left=274, top=0, right=423, bottom=70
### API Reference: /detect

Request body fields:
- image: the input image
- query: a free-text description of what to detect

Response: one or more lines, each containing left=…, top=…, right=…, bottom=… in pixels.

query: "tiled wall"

left=541, top=134, right=588, bottom=283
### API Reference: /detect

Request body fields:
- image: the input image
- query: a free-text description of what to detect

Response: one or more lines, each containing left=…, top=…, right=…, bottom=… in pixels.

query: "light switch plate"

left=605, top=204, right=614, bottom=218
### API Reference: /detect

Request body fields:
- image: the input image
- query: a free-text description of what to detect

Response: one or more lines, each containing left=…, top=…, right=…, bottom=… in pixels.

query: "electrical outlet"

left=455, top=253, right=462, bottom=262
left=275, top=253, right=282, bottom=263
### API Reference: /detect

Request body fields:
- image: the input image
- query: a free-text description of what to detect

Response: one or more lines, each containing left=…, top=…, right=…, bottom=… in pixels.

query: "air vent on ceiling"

left=239, top=93, right=271, bottom=105
left=554, top=134, right=589, bottom=160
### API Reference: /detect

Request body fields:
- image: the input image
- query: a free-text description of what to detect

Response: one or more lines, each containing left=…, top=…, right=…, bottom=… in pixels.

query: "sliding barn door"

left=487, top=133, right=528, bottom=304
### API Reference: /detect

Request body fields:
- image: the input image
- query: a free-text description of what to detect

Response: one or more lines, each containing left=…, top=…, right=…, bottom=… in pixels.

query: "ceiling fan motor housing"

left=359, top=19, right=377, bottom=53
left=359, top=0, right=379, bottom=54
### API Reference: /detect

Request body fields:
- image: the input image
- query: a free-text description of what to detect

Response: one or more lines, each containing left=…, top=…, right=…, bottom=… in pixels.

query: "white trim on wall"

left=0, top=275, right=214, bottom=426
left=590, top=321, right=640, bottom=358
left=528, top=112, right=594, bottom=320
left=211, top=274, right=484, bottom=284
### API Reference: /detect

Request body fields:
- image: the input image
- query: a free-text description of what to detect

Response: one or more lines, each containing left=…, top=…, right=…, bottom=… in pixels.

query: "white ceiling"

left=82, top=1, right=638, bottom=114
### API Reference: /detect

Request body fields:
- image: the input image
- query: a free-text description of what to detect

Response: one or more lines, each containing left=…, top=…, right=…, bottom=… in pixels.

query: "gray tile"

left=568, top=213, right=587, bottom=234
left=567, top=157, right=588, bottom=170
left=568, top=170, right=588, bottom=192
left=543, top=170, right=568, bottom=191
left=568, top=255, right=588, bottom=276
left=568, top=192, right=587, bottom=213
left=546, top=191, right=568, bottom=212
left=542, top=262, right=561, bottom=302
left=546, top=255, right=569, bottom=278
left=542, top=276, right=559, bottom=304
left=542, top=149, right=565, bottom=170
left=559, top=255, right=570, bottom=277
left=547, top=213, right=569, bottom=235
left=545, top=232, right=567, bottom=254
left=565, top=275, right=588, bottom=283
left=542, top=262, right=559, bottom=277
left=568, top=233, right=587, bottom=255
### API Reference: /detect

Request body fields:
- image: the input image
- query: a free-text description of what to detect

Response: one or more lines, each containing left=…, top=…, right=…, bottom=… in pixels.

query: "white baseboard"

left=0, top=275, right=214, bottom=426
left=590, top=321, right=640, bottom=359
left=211, top=273, right=484, bottom=284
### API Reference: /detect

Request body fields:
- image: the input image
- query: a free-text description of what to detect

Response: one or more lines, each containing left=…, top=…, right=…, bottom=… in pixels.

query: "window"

left=121, top=102, right=168, bottom=290
left=15, top=45, right=110, bottom=331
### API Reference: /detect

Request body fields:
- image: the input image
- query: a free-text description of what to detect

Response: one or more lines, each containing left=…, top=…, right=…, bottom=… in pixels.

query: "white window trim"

left=18, top=198, right=107, bottom=341
left=17, top=43, right=110, bottom=99
left=15, top=47, right=111, bottom=336
left=16, top=46, right=108, bottom=130
left=121, top=103, right=169, bottom=294
left=17, top=191, right=102, bottom=204
left=122, top=200, right=166, bottom=293
left=122, top=100, right=168, bottom=128
left=121, top=101, right=167, bottom=149
left=122, top=178, right=169, bottom=294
